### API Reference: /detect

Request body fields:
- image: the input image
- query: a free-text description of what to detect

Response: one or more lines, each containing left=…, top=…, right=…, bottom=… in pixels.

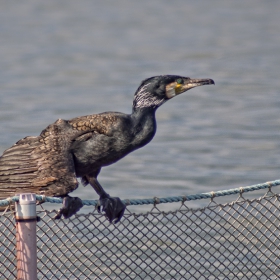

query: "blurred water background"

left=0, top=0, right=280, bottom=213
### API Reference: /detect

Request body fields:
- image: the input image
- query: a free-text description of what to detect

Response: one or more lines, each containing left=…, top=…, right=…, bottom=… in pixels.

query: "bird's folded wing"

left=0, top=114, right=119, bottom=200
left=0, top=119, right=79, bottom=199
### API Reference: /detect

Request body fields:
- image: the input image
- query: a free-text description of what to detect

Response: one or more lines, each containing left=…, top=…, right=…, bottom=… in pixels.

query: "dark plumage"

left=0, top=75, right=214, bottom=222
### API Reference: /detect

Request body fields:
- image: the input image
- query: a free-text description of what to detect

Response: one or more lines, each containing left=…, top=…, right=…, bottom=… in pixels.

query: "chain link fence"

left=1, top=187, right=280, bottom=279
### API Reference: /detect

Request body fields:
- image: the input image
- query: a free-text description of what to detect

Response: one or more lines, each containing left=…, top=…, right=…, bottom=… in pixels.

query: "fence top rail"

left=0, top=179, right=279, bottom=208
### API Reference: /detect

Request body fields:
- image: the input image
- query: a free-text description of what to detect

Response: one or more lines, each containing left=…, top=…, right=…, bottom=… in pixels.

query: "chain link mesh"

left=0, top=212, right=17, bottom=279
left=1, top=190, right=280, bottom=279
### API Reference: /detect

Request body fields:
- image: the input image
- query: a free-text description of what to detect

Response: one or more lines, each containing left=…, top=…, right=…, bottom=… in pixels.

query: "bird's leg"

left=54, top=195, right=83, bottom=219
left=86, top=175, right=126, bottom=223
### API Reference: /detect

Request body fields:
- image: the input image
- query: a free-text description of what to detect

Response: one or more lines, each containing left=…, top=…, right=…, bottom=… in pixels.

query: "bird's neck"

left=132, top=105, right=156, bottom=115
left=130, top=106, right=157, bottom=148
left=131, top=106, right=157, bottom=124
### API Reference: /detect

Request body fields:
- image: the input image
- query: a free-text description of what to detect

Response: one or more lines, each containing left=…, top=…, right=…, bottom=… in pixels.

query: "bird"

left=0, top=75, right=214, bottom=223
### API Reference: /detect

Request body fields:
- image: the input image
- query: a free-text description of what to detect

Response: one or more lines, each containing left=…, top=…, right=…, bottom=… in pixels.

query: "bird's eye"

left=176, top=78, right=184, bottom=85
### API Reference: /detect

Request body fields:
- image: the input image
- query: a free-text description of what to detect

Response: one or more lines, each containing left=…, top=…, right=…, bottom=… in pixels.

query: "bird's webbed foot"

left=54, top=196, right=83, bottom=219
left=98, top=193, right=126, bottom=224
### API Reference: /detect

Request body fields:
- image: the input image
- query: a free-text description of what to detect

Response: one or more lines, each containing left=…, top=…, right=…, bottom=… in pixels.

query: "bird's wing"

left=0, top=119, right=79, bottom=199
left=67, top=112, right=119, bottom=136
left=0, top=113, right=121, bottom=200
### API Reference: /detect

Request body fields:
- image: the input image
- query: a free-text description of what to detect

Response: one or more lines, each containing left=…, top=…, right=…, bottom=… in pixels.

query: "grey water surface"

left=1, top=0, right=280, bottom=213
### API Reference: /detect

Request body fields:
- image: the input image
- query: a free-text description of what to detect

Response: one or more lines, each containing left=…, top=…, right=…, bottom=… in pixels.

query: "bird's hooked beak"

left=166, top=78, right=215, bottom=99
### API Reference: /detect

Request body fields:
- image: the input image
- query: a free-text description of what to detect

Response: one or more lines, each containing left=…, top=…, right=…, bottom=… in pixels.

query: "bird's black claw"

left=98, top=196, right=126, bottom=223
left=54, top=196, right=83, bottom=219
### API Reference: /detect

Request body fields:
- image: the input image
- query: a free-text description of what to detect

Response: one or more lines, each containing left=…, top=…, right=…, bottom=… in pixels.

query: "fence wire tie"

left=264, top=181, right=274, bottom=197
left=150, top=197, right=161, bottom=212
left=207, top=191, right=218, bottom=207
left=153, top=197, right=160, bottom=206
left=179, top=195, right=190, bottom=211
left=181, top=195, right=187, bottom=203
left=36, top=195, right=46, bottom=206
left=125, top=199, right=131, bottom=206
left=211, top=191, right=216, bottom=201
left=238, top=187, right=245, bottom=201
left=181, top=195, right=187, bottom=206
left=2, top=197, right=14, bottom=216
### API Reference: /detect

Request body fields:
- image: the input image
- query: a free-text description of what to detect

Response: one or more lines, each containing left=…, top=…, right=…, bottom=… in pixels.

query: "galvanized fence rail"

left=1, top=181, right=280, bottom=279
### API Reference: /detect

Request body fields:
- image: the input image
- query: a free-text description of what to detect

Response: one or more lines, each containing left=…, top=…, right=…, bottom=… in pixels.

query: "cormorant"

left=0, top=75, right=214, bottom=223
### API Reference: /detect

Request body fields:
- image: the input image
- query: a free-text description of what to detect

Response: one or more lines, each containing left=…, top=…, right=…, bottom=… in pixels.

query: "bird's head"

left=133, top=75, right=215, bottom=109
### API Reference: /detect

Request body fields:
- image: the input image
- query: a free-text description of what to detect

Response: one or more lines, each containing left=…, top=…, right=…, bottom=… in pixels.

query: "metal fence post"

left=15, top=193, right=37, bottom=280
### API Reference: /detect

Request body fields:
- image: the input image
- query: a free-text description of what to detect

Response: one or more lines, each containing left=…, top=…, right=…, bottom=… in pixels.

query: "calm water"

left=1, top=0, right=280, bottom=212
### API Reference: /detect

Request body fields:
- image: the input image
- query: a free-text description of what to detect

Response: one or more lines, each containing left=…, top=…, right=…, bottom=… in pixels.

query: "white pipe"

left=15, top=193, right=37, bottom=280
